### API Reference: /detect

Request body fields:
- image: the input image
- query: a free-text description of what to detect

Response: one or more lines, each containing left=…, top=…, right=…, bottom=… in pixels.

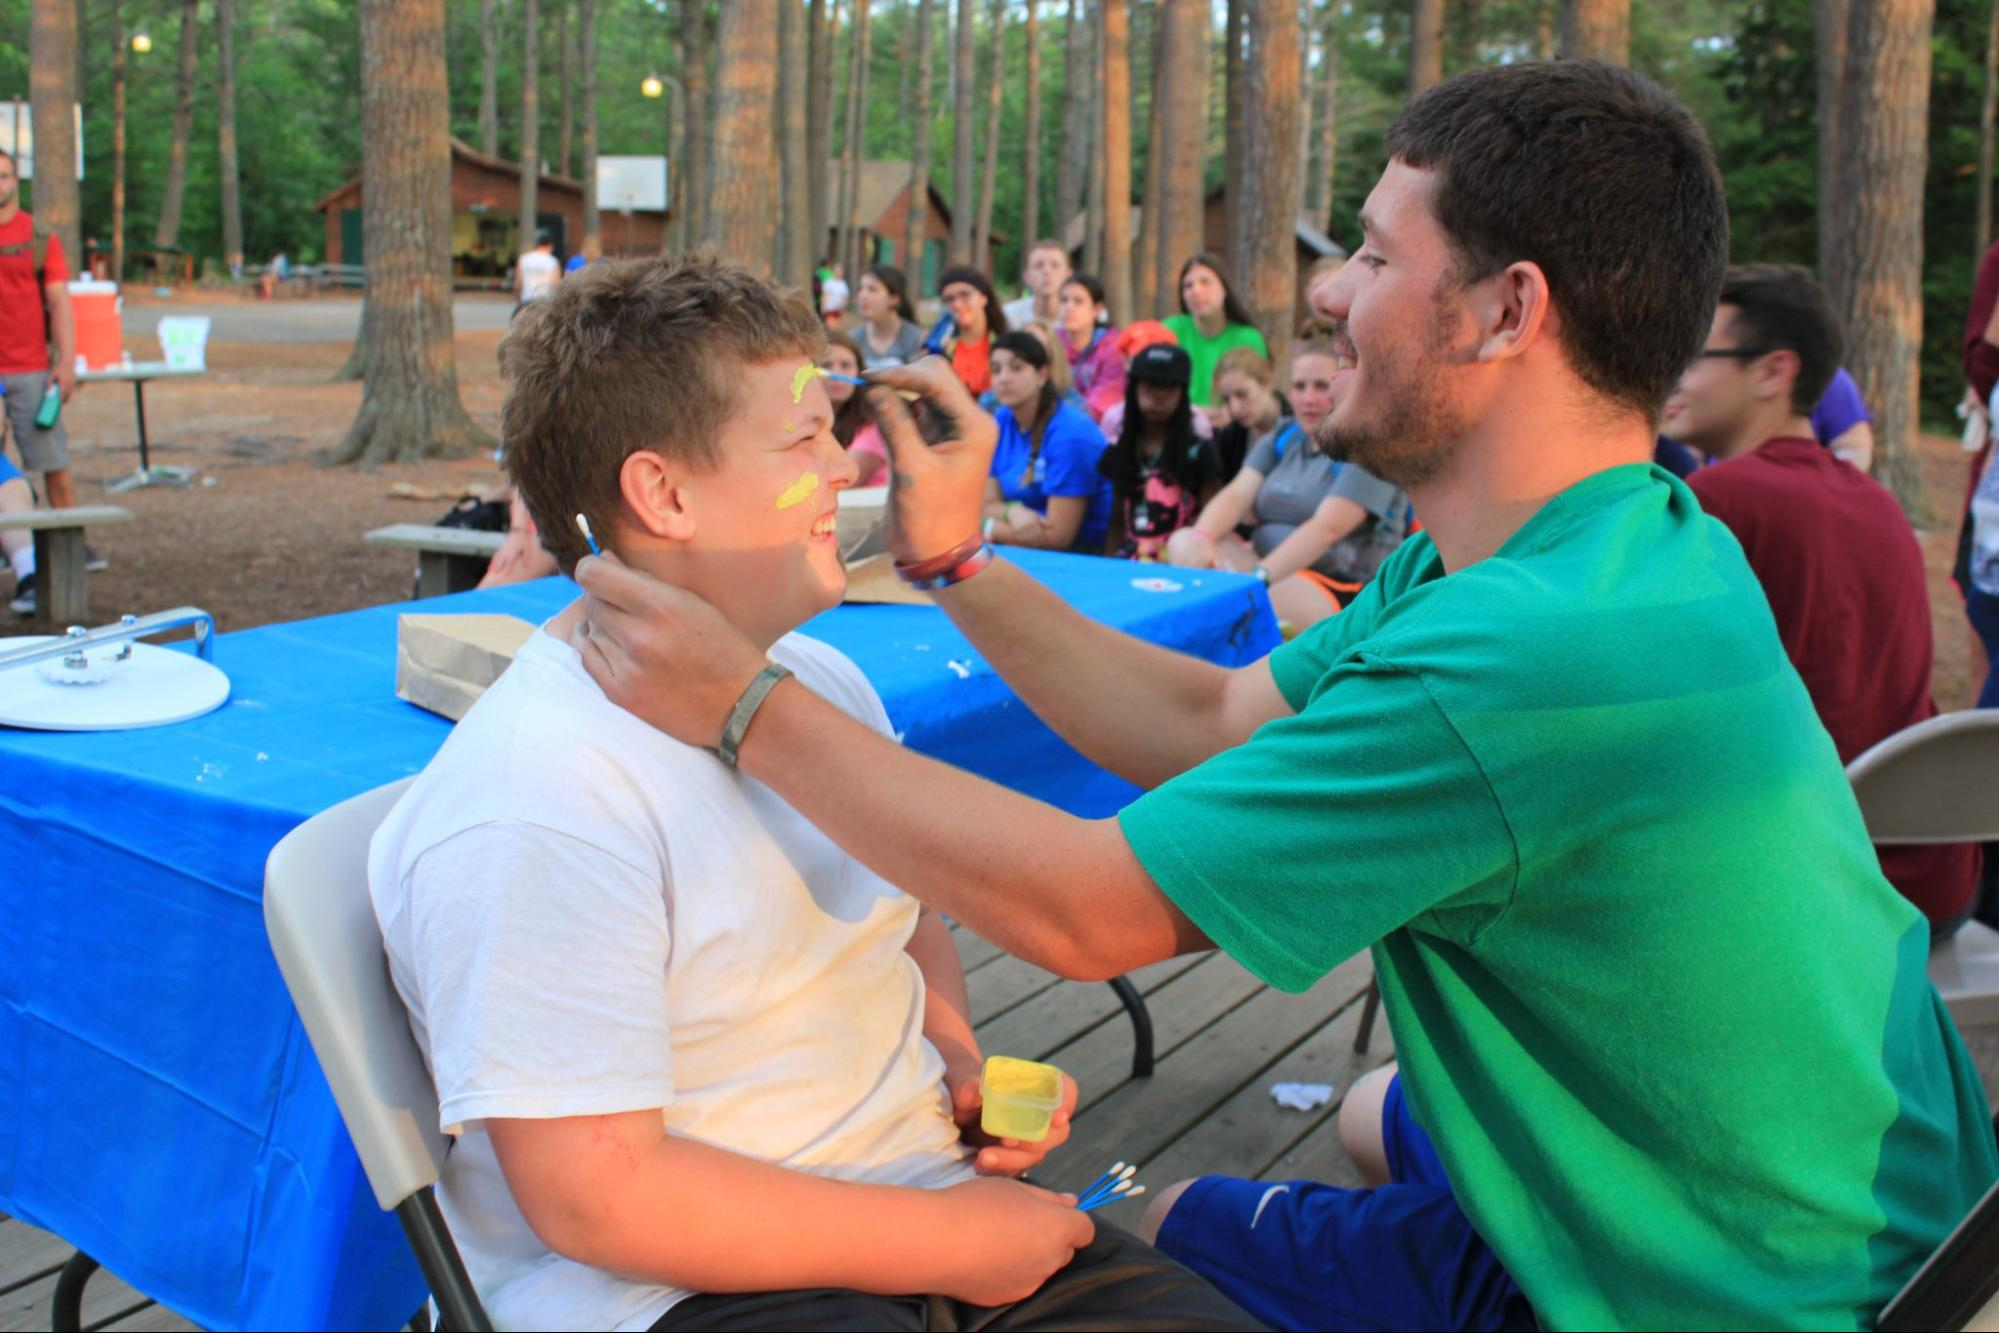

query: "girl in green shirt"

left=1161, top=253, right=1269, bottom=421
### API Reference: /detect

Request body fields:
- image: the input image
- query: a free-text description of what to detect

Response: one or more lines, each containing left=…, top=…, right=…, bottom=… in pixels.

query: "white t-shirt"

left=820, top=274, right=850, bottom=313
left=1001, top=295, right=1037, bottom=329
left=369, top=624, right=973, bottom=1331
left=517, top=249, right=560, bottom=301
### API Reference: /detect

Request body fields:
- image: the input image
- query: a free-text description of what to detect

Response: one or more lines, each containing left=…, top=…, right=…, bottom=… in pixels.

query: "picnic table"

left=77, top=363, right=208, bottom=491
left=0, top=551, right=1279, bottom=1331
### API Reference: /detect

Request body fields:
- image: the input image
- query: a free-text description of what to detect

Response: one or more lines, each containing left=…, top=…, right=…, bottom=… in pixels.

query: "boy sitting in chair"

left=368, top=255, right=1256, bottom=1332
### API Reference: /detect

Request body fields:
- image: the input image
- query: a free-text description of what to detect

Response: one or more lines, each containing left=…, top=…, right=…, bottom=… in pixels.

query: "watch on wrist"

left=1251, top=564, right=1271, bottom=586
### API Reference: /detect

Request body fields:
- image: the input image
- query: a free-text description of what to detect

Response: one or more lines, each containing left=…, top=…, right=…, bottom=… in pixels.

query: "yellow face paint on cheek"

left=775, top=471, right=821, bottom=511
left=790, top=362, right=825, bottom=404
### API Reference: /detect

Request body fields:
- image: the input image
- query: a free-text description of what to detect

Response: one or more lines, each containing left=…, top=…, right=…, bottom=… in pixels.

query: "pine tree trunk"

left=1411, top=0, right=1443, bottom=93
left=580, top=0, right=599, bottom=256
left=557, top=5, right=574, bottom=177
left=897, top=0, right=913, bottom=125
left=1224, top=0, right=1245, bottom=276
left=1557, top=0, right=1628, bottom=64
left=519, top=0, right=541, bottom=251
left=1310, top=0, right=1338, bottom=226
left=973, top=0, right=1005, bottom=272
left=1815, top=0, right=1850, bottom=276
left=479, top=0, right=500, bottom=157
left=151, top=0, right=200, bottom=279
left=781, top=0, right=813, bottom=284
left=112, top=0, right=128, bottom=282
left=1136, top=0, right=1166, bottom=316
left=1021, top=0, right=1042, bottom=259
left=1533, top=0, right=1554, bottom=58
left=1083, top=0, right=1105, bottom=275
left=1976, top=0, right=1996, bottom=263
left=1241, top=0, right=1301, bottom=363
left=1056, top=0, right=1089, bottom=239
left=808, top=0, right=834, bottom=263
left=1154, top=0, right=1205, bottom=315
left=843, top=0, right=875, bottom=278
left=335, top=0, right=489, bottom=465
left=711, top=0, right=780, bottom=274
left=1297, top=3, right=1313, bottom=186
left=29, top=0, right=80, bottom=270
left=951, top=0, right=978, bottom=260
left=681, top=0, right=712, bottom=245
left=905, top=0, right=935, bottom=281
left=1825, top=0, right=1934, bottom=516
left=1101, top=0, right=1133, bottom=324
left=218, top=0, right=244, bottom=279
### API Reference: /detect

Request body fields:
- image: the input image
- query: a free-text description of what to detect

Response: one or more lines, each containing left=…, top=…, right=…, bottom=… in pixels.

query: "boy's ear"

left=619, top=449, right=698, bottom=542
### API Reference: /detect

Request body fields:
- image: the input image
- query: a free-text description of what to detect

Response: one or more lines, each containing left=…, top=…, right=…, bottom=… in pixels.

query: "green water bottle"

left=34, top=381, right=60, bottom=430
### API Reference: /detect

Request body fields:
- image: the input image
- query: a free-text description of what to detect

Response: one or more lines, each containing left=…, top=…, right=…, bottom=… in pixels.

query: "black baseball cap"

left=1128, top=342, right=1192, bottom=385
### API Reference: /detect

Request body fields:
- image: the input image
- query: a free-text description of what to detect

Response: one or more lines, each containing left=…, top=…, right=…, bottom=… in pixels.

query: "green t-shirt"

left=1161, top=313, right=1268, bottom=406
left=1119, top=464, right=1998, bottom=1330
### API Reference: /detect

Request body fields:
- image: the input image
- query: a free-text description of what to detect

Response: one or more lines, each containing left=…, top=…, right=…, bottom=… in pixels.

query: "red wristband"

left=895, top=531, right=986, bottom=581
left=897, top=540, right=995, bottom=591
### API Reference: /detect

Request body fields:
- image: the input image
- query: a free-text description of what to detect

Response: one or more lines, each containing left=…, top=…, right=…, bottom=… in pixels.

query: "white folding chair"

left=1848, top=710, right=1999, bottom=1329
left=263, top=778, right=492, bottom=1332
left=1846, top=710, right=1999, bottom=1030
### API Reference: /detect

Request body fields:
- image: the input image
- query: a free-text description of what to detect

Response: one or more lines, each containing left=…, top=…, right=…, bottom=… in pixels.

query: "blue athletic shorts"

left=0, top=451, right=21, bottom=487
left=1154, top=1074, right=1536, bottom=1331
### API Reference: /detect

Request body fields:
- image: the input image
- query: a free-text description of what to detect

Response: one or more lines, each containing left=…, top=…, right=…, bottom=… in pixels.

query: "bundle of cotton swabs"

left=1073, top=1161, right=1146, bottom=1213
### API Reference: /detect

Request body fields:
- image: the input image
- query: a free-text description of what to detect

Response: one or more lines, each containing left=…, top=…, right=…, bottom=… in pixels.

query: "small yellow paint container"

left=980, top=1055, right=1064, bottom=1143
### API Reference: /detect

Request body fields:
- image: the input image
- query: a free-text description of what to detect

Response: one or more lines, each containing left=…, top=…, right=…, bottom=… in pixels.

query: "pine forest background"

left=2, top=0, right=1994, bottom=426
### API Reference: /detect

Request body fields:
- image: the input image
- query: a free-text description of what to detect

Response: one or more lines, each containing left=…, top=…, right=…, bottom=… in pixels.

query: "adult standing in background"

left=513, top=230, right=561, bottom=320
left=1003, top=240, right=1073, bottom=330
left=0, top=148, right=81, bottom=512
left=1162, top=254, right=1268, bottom=425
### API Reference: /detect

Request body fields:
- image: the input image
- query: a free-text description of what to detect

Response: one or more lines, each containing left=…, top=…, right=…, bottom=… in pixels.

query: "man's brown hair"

left=501, top=253, right=825, bottom=571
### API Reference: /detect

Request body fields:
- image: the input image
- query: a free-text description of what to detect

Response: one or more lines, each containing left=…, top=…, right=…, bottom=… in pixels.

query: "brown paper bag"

left=396, top=613, right=537, bottom=721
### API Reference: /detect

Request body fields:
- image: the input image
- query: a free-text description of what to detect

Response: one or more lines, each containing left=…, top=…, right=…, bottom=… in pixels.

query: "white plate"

left=0, top=636, right=231, bottom=731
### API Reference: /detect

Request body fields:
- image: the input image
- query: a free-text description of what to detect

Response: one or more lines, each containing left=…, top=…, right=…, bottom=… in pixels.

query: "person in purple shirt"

left=1811, top=366, right=1874, bottom=471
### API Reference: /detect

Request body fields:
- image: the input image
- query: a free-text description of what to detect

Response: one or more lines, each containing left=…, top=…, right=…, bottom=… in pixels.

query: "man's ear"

left=1469, top=260, right=1553, bottom=365
left=619, top=449, right=697, bottom=542
left=1752, top=348, right=1803, bottom=405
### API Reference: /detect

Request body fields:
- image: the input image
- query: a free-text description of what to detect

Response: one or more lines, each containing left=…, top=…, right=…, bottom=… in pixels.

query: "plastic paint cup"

left=980, top=1055, right=1064, bottom=1143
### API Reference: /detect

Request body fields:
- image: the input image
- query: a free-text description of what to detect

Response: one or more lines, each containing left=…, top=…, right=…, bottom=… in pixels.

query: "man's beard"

left=1313, top=303, right=1469, bottom=490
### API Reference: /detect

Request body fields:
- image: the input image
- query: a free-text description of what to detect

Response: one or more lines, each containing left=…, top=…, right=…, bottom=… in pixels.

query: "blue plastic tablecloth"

left=0, top=550, right=1277, bottom=1331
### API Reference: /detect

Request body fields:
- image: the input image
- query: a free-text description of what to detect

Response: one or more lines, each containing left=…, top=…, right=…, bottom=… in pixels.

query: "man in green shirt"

left=569, top=61, right=1998, bottom=1330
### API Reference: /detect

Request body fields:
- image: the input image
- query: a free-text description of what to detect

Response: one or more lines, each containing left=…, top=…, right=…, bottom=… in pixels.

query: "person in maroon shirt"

left=1665, top=263, right=1980, bottom=937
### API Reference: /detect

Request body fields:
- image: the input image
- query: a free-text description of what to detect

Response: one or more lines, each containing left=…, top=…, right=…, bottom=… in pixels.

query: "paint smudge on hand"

left=775, top=471, right=821, bottom=510
left=790, top=362, right=825, bottom=404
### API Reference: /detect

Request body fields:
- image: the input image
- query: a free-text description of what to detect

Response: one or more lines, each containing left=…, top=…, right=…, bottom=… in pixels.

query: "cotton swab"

left=1073, top=1161, right=1126, bottom=1207
left=1080, top=1173, right=1139, bottom=1208
left=575, top=512, right=602, bottom=557
left=1080, top=1185, right=1146, bottom=1214
left=819, top=370, right=870, bottom=388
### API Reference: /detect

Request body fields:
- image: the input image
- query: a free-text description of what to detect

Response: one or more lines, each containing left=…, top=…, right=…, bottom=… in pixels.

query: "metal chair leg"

left=1108, top=974, right=1155, bottom=1078
left=1354, top=980, right=1382, bottom=1055
left=51, top=1251, right=100, bottom=1332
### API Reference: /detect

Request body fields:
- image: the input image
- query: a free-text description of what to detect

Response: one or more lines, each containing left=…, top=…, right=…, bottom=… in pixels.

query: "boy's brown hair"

left=501, top=253, right=825, bottom=571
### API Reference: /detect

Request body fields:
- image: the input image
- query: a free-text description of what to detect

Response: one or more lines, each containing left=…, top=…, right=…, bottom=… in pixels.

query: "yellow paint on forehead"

left=775, top=471, right=821, bottom=511
left=790, top=362, right=825, bottom=404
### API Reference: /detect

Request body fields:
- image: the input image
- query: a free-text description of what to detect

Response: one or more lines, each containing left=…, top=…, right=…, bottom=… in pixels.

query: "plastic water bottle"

left=34, top=382, right=60, bottom=430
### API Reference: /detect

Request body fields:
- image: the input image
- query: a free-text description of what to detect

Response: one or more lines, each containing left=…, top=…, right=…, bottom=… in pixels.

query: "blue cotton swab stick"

left=576, top=512, right=602, bottom=557
left=1080, top=1185, right=1146, bottom=1214
left=1082, top=1175, right=1139, bottom=1208
left=1078, top=1164, right=1135, bottom=1208
left=820, top=370, right=869, bottom=388
left=1073, top=1161, right=1125, bottom=1208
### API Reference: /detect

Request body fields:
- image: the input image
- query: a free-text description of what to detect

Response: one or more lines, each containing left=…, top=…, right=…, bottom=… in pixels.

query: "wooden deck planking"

left=0, top=1241, right=181, bottom=1333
